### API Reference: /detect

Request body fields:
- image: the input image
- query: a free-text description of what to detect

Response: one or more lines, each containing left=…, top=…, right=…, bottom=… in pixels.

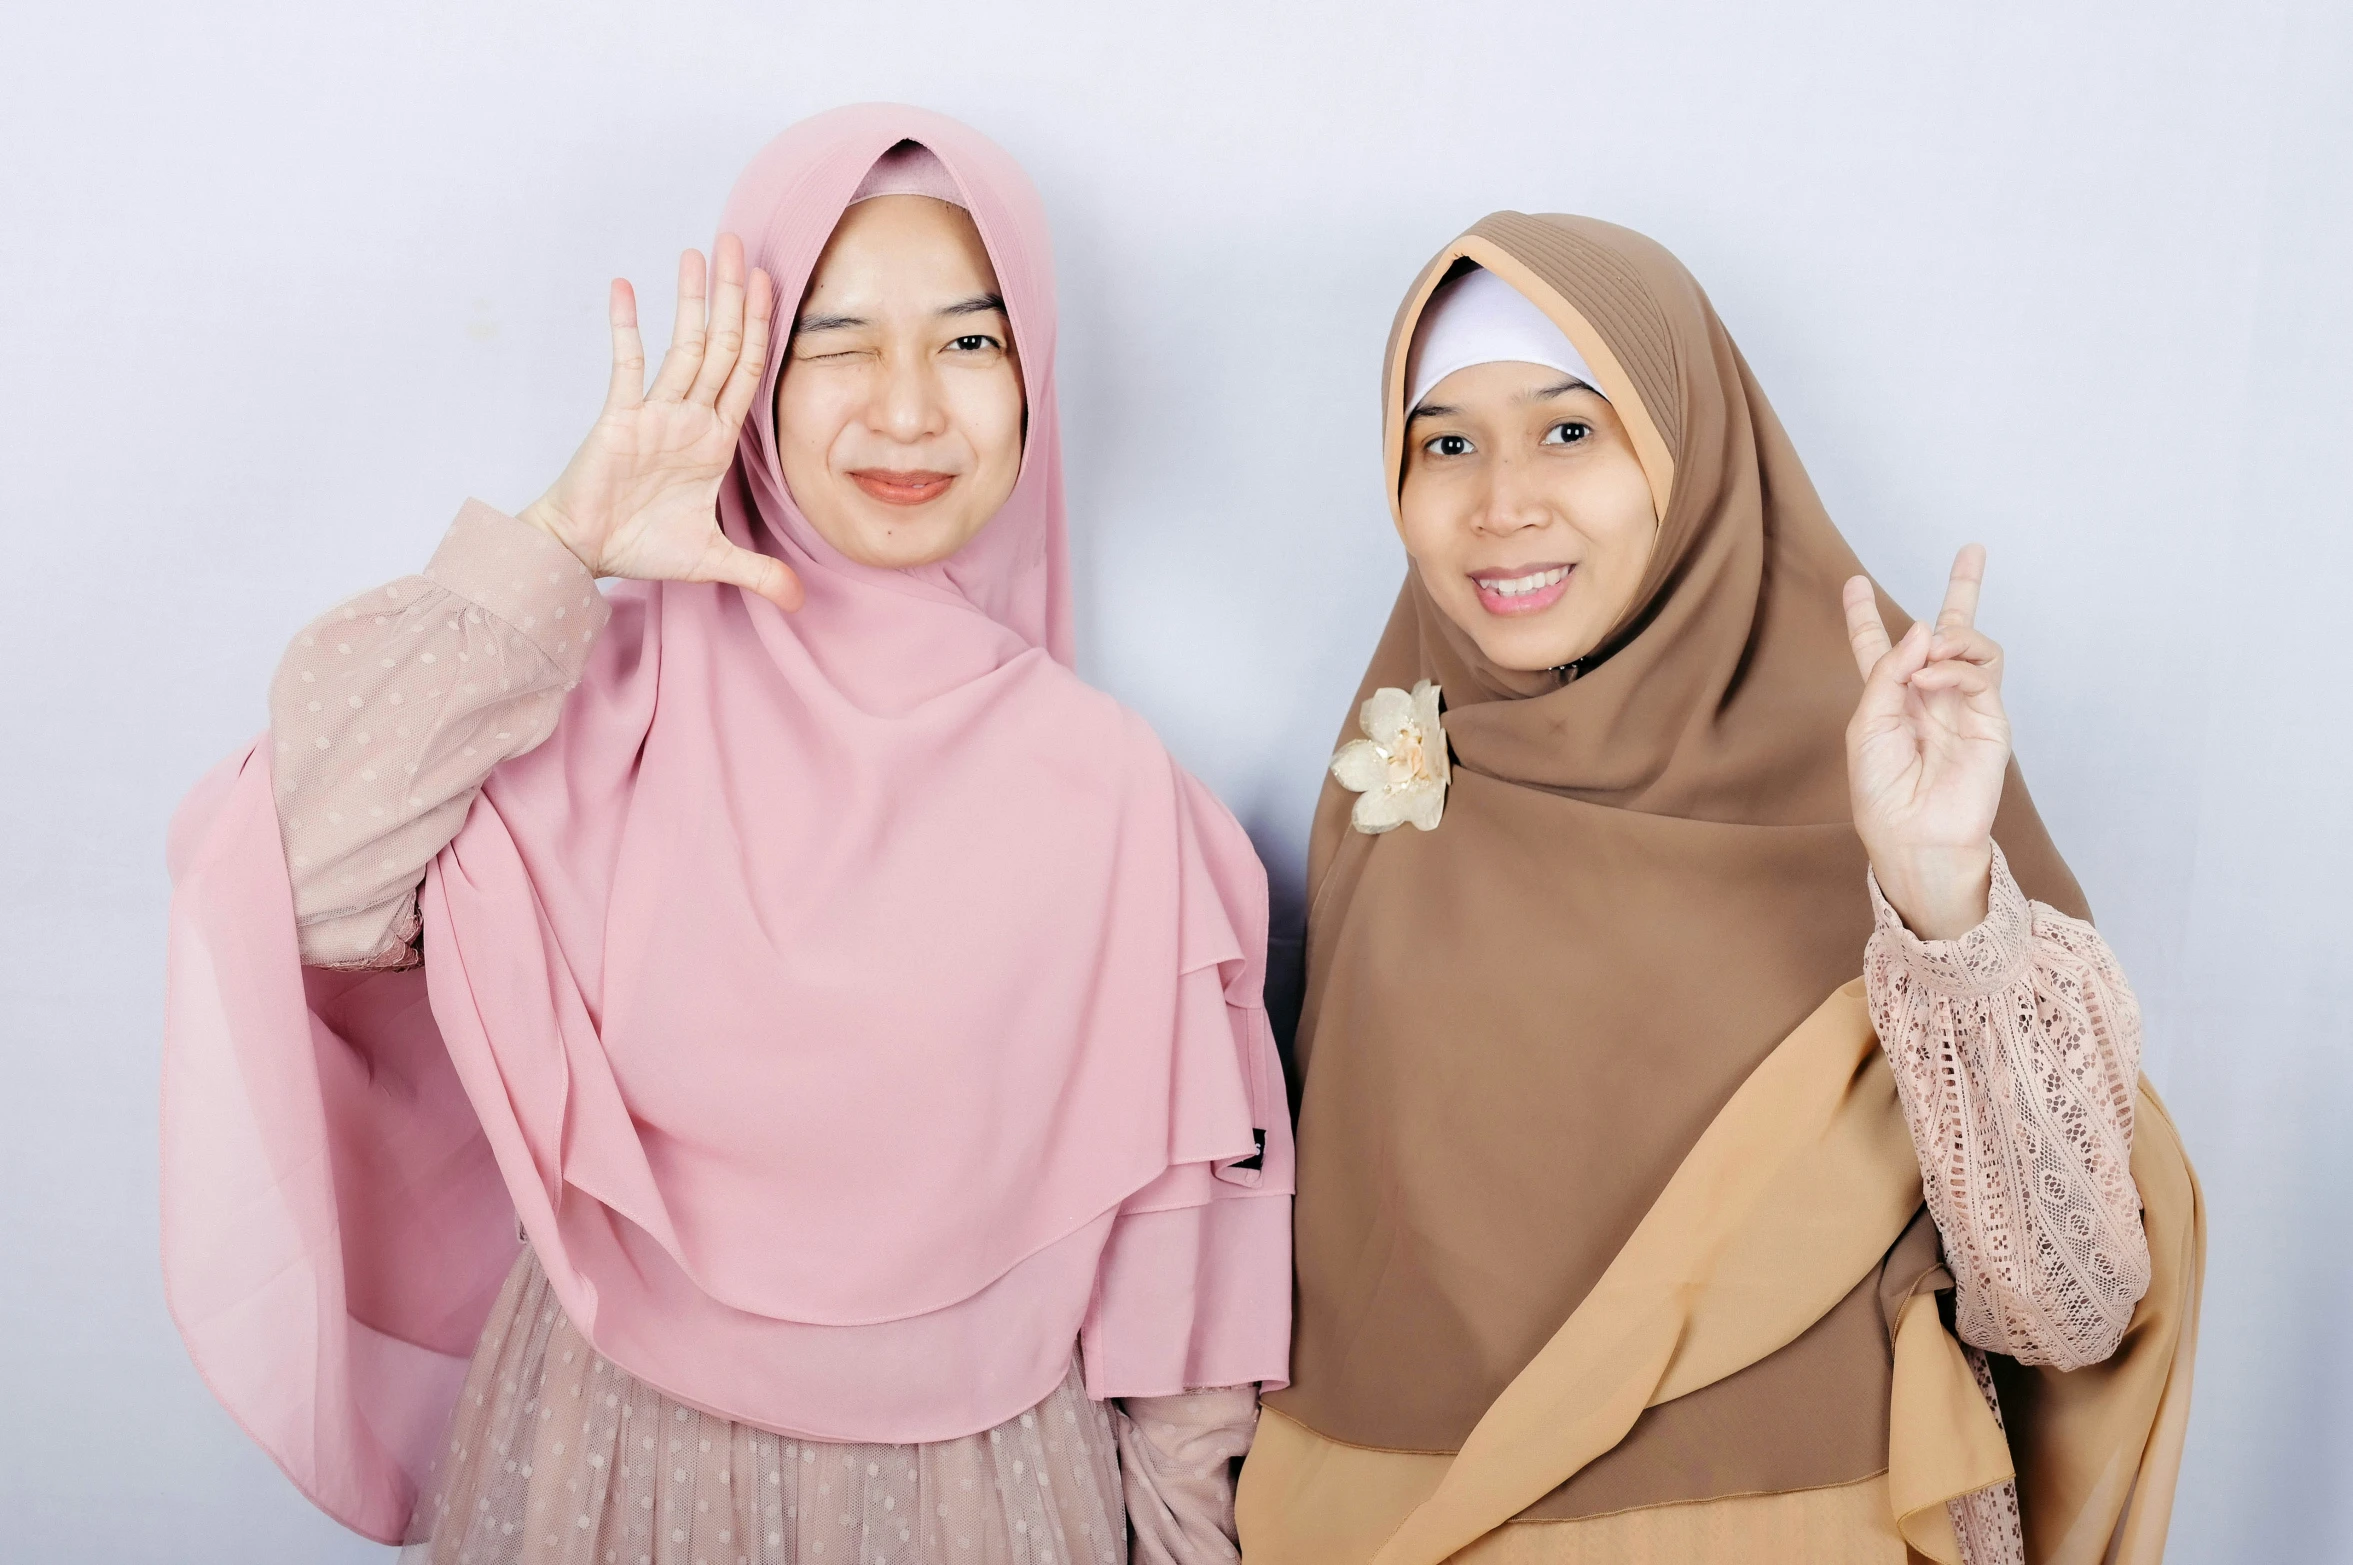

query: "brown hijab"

left=1269, top=213, right=2087, bottom=1503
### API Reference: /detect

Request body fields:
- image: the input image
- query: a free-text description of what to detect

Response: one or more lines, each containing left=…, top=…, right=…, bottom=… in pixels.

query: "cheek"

left=1396, top=478, right=1459, bottom=568
left=1583, top=472, right=1659, bottom=583
left=959, top=368, right=1026, bottom=473
left=773, top=380, right=840, bottom=463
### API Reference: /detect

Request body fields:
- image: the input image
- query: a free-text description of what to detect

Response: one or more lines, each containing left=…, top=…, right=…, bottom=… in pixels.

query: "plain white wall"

left=2, top=1, right=2345, bottom=1558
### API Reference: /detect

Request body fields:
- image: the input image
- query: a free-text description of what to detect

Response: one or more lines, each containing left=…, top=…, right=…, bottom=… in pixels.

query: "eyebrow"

left=793, top=292, right=1008, bottom=336
left=1405, top=378, right=1596, bottom=422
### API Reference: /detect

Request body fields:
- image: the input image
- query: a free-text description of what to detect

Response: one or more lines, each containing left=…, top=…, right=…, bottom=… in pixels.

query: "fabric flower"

left=1330, top=680, right=1450, bottom=834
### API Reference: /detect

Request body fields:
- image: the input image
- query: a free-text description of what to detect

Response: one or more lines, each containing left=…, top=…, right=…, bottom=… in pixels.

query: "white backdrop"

left=2, top=2, right=2346, bottom=1559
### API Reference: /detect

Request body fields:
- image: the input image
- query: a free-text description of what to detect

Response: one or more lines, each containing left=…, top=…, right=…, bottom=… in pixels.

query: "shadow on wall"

left=1237, top=804, right=1309, bottom=1078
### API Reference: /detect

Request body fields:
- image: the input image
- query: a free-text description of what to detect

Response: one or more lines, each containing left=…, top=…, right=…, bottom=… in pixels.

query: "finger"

left=716, top=267, right=775, bottom=432
left=1842, top=575, right=1894, bottom=679
left=647, top=249, right=710, bottom=402
left=605, top=279, right=646, bottom=411
left=1852, top=619, right=1931, bottom=729
left=1907, top=661, right=1995, bottom=698
left=686, top=234, right=748, bottom=408
left=698, top=537, right=805, bottom=613
left=1935, top=543, right=1987, bottom=631
left=1924, top=622, right=2004, bottom=672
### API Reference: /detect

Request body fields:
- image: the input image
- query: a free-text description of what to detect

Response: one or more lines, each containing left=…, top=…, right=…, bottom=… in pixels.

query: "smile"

left=1469, top=563, right=1573, bottom=616
left=850, top=469, right=957, bottom=506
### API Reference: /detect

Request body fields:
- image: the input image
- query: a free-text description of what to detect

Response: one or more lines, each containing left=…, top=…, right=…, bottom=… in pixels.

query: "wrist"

left=1869, top=842, right=1993, bottom=941
left=516, top=496, right=601, bottom=576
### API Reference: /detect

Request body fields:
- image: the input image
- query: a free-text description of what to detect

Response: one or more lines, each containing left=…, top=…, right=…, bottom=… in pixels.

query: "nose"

left=867, top=343, right=947, bottom=445
left=1473, top=451, right=1551, bottom=537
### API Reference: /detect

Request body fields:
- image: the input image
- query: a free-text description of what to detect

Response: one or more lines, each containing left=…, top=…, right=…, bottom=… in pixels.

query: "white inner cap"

left=1405, top=265, right=1602, bottom=412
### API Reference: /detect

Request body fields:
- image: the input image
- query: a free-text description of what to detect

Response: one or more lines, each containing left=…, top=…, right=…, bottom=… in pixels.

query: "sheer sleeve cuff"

left=1115, top=1387, right=1258, bottom=1565
left=425, top=500, right=609, bottom=683
left=1867, top=842, right=2036, bottom=1000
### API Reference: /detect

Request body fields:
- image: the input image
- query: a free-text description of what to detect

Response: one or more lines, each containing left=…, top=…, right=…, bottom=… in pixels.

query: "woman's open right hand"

left=517, top=234, right=802, bottom=611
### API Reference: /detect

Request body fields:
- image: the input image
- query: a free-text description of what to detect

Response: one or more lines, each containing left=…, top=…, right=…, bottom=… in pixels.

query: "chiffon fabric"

left=161, top=105, right=1293, bottom=1545
left=1276, top=210, right=2101, bottom=1484
left=1250, top=213, right=2195, bottom=1560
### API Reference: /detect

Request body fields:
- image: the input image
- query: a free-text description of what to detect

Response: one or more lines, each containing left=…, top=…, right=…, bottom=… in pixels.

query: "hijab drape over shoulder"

left=160, top=105, right=1292, bottom=1544
left=1263, top=213, right=2191, bottom=1553
left=1276, top=209, right=2083, bottom=1463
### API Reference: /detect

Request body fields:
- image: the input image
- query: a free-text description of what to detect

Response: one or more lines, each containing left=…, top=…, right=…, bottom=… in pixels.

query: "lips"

left=1469, top=562, right=1574, bottom=617
left=849, top=469, right=956, bottom=506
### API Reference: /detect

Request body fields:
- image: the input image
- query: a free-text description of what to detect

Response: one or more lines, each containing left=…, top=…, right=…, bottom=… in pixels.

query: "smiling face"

left=774, top=194, right=1026, bottom=569
left=1397, top=360, right=1659, bottom=673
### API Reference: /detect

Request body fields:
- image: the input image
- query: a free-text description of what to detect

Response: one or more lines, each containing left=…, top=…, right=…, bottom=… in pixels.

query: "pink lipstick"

left=1469, top=562, right=1574, bottom=616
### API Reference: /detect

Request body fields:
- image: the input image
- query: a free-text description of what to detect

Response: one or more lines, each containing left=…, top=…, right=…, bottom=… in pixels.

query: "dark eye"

left=1422, top=433, right=1474, bottom=458
left=948, top=334, right=999, bottom=352
left=1540, top=421, right=1592, bottom=446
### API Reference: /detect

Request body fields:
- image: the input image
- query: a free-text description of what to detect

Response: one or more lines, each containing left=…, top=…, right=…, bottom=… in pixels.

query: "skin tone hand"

left=1842, top=546, right=2011, bottom=940
left=517, top=234, right=803, bottom=611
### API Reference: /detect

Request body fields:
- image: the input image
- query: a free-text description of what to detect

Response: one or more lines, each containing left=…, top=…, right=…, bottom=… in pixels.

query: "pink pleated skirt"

left=399, top=1248, right=1126, bottom=1565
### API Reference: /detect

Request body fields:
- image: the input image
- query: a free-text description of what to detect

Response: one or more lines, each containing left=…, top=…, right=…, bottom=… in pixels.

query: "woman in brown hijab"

left=1234, top=219, right=2203, bottom=1565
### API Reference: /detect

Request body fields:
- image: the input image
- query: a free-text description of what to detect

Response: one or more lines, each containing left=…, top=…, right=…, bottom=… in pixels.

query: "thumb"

left=696, top=537, right=805, bottom=613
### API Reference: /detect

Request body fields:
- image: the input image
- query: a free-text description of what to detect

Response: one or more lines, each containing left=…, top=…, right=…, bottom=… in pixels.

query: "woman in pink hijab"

left=161, top=105, right=1292, bottom=1565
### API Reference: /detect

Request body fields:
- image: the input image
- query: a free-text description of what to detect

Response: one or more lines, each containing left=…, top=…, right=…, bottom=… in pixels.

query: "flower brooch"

left=1330, top=680, right=1450, bottom=834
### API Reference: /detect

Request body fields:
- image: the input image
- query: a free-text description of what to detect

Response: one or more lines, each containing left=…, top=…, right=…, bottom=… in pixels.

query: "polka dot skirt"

left=400, top=1249, right=1125, bottom=1565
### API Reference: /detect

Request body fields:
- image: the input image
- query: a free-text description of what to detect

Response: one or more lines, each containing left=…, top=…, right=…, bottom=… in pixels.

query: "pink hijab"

left=161, top=104, right=1293, bottom=1543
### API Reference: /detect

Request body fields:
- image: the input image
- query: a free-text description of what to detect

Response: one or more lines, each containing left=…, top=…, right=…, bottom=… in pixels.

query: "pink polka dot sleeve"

left=1863, top=843, right=2152, bottom=1372
left=1115, top=1386, right=1260, bottom=1564
left=266, top=500, right=610, bottom=969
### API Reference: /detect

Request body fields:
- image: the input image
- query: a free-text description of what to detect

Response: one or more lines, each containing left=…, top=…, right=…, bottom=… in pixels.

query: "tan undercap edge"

left=1384, top=237, right=1678, bottom=529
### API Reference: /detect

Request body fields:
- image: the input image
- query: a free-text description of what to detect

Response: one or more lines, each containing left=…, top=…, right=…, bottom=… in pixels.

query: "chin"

left=1473, top=618, right=1593, bottom=674
left=846, top=514, right=977, bottom=570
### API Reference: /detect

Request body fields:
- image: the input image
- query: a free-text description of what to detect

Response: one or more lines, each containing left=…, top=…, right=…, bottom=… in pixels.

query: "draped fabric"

left=1270, top=212, right=2085, bottom=1499
left=160, top=105, right=1294, bottom=1544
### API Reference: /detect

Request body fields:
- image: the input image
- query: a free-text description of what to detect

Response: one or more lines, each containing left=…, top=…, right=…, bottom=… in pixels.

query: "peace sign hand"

left=517, top=234, right=803, bottom=611
left=1842, top=545, right=2010, bottom=940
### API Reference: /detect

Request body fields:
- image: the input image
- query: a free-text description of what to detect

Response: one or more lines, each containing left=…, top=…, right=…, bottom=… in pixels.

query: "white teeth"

left=1483, top=566, right=1570, bottom=597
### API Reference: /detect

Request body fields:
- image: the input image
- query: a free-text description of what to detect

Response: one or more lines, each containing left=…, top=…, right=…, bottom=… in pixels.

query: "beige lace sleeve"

left=268, top=500, right=608, bottom=969
left=1113, top=1387, right=1259, bottom=1565
left=1864, top=843, right=2152, bottom=1371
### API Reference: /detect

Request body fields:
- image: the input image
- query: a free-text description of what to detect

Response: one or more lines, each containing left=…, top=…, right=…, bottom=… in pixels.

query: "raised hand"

left=517, top=234, right=802, bottom=611
left=1842, top=546, right=2011, bottom=940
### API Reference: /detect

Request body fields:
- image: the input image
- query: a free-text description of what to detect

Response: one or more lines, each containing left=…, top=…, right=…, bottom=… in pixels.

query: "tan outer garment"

left=1236, top=986, right=2202, bottom=1565
left=1994, top=1088, right=2204, bottom=1565
left=1271, top=213, right=2090, bottom=1507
